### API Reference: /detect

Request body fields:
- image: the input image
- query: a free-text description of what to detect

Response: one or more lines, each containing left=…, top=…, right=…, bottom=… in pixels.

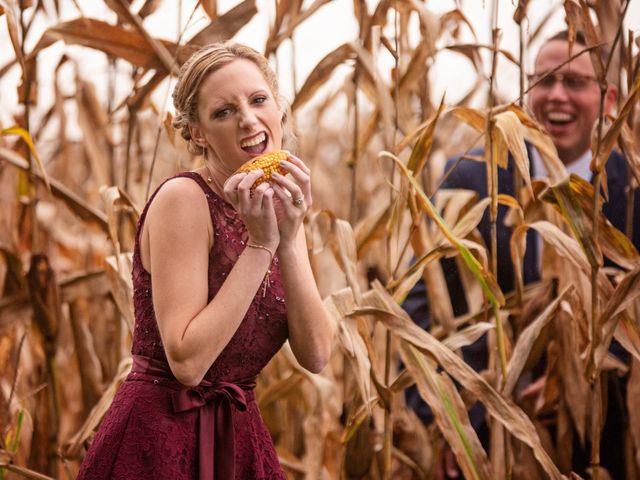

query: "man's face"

left=527, top=39, right=616, bottom=165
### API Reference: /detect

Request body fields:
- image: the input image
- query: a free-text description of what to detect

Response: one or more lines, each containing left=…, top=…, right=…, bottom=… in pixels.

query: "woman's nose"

left=238, top=106, right=258, bottom=129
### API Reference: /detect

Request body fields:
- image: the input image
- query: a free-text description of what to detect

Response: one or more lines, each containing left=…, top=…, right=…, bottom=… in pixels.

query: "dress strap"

left=130, top=355, right=256, bottom=480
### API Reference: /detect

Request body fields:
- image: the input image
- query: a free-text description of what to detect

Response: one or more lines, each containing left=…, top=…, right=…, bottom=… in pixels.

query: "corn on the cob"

left=236, top=150, right=288, bottom=188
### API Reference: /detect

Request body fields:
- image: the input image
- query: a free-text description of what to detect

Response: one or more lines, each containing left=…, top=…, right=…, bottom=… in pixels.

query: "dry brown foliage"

left=1, top=1, right=639, bottom=479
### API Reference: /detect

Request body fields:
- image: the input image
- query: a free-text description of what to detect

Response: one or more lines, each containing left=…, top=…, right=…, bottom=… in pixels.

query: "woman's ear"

left=189, top=124, right=207, bottom=149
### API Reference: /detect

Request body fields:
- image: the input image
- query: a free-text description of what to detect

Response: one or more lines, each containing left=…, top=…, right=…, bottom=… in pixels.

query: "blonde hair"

left=172, top=42, right=293, bottom=155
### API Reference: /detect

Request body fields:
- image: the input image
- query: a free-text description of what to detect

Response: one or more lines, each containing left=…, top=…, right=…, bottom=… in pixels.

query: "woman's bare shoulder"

left=144, top=175, right=212, bottom=237
left=150, top=175, right=208, bottom=208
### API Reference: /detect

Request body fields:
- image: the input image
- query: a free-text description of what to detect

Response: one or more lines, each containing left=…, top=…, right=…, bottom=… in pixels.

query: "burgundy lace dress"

left=77, top=172, right=288, bottom=480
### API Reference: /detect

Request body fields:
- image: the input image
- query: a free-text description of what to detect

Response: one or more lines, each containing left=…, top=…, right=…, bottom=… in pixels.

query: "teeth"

left=241, top=132, right=266, bottom=148
left=547, top=112, right=573, bottom=122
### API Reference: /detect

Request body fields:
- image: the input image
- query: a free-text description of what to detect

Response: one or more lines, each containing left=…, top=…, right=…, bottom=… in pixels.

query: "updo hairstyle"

left=172, top=42, right=290, bottom=155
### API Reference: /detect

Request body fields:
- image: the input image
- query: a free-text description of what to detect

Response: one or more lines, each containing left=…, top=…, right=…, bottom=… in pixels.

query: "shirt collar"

left=531, top=147, right=592, bottom=181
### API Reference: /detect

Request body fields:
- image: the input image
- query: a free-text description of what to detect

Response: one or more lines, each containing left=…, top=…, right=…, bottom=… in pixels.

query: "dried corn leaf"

left=452, top=106, right=486, bottom=132
left=354, top=203, right=391, bottom=258
left=593, top=73, right=640, bottom=173
left=529, top=221, right=590, bottom=274
left=349, top=41, right=395, bottom=149
left=543, top=175, right=603, bottom=268
left=389, top=244, right=453, bottom=295
left=627, top=359, right=640, bottom=470
left=26, top=255, right=61, bottom=343
left=619, top=123, right=640, bottom=185
left=68, top=297, right=105, bottom=412
left=591, top=265, right=640, bottom=377
left=440, top=8, right=477, bottom=39
left=265, top=0, right=331, bottom=55
left=1, top=126, right=50, bottom=191
left=544, top=174, right=639, bottom=269
left=105, top=254, right=134, bottom=333
left=257, top=372, right=305, bottom=407
left=521, top=126, right=566, bottom=182
left=408, top=0, right=439, bottom=52
left=0, top=146, right=109, bottom=232
left=493, top=111, right=533, bottom=197
left=397, top=41, right=431, bottom=103
left=0, top=463, right=55, bottom=480
left=0, top=1, right=24, bottom=75
left=101, top=185, right=140, bottom=257
left=341, top=397, right=379, bottom=443
left=406, top=98, right=445, bottom=176
left=324, top=288, right=371, bottom=406
left=573, top=0, right=605, bottom=81
left=105, top=0, right=178, bottom=74
left=555, top=303, right=590, bottom=444
left=614, top=315, right=640, bottom=364
left=292, top=43, right=355, bottom=111
left=437, top=189, right=477, bottom=239
left=359, top=281, right=565, bottom=480
left=448, top=43, right=519, bottom=67
left=513, top=0, right=530, bottom=24
left=400, top=341, right=493, bottom=480
left=527, top=5, right=559, bottom=46
left=382, top=151, right=504, bottom=307
left=60, top=356, right=132, bottom=459
left=325, top=211, right=362, bottom=300
left=0, top=246, right=27, bottom=293
left=75, top=79, right=112, bottom=187
left=137, top=0, right=161, bottom=19
left=592, top=0, right=623, bottom=82
left=188, top=0, right=257, bottom=47
left=451, top=197, right=491, bottom=238
left=441, top=322, right=494, bottom=351
left=27, top=18, right=176, bottom=71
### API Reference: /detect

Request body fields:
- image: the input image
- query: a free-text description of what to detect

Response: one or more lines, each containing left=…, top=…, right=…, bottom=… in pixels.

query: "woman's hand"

left=270, top=154, right=312, bottom=250
left=223, top=169, right=280, bottom=251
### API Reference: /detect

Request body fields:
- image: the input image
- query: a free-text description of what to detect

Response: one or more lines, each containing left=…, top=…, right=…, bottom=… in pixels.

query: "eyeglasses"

left=527, top=72, right=598, bottom=92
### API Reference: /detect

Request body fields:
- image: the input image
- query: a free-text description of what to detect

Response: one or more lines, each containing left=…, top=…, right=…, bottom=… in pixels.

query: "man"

left=404, top=30, right=639, bottom=478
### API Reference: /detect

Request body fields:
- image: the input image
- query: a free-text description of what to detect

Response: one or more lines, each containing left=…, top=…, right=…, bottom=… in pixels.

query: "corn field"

left=1, top=0, right=640, bottom=478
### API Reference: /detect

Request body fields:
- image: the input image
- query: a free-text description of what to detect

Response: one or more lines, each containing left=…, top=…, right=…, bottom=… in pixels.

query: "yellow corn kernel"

left=236, top=150, right=288, bottom=187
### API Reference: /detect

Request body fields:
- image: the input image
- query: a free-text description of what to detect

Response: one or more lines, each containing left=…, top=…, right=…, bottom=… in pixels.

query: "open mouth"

left=545, top=111, right=575, bottom=126
left=241, top=132, right=268, bottom=155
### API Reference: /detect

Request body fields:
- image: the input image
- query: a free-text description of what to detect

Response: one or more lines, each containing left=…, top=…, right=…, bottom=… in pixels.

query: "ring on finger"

left=293, top=196, right=304, bottom=207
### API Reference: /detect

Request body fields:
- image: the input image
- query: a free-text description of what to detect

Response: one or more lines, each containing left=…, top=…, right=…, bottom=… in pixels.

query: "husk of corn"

left=236, top=150, right=288, bottom=187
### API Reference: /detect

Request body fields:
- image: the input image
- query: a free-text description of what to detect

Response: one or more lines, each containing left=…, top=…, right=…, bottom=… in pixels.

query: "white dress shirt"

left=530, top=147, right=593, bottom=270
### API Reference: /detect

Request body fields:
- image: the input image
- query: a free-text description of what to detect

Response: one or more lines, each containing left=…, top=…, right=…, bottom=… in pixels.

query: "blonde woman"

left=77, top=43, right=332, bottom=480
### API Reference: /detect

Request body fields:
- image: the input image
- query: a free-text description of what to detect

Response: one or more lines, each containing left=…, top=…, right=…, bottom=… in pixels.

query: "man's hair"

left=542, top=29, right=610, bottom=66
left=546, top=29, right=587, bottom=46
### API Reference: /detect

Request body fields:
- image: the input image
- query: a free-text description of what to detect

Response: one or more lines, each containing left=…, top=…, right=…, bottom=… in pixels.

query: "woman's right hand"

left=223, top=169, right=280, bottom=251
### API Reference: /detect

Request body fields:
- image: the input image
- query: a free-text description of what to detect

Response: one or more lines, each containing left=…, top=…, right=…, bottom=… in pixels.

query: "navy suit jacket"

left=404, top=146, right=640, bottom=426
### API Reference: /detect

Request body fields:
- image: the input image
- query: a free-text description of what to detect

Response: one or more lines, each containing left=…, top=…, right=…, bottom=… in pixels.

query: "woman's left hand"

left=270, top=154, right=312, bottom=249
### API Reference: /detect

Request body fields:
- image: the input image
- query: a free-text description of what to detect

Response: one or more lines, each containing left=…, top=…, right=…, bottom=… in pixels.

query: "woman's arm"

left=270, top=155, right=333, bottom=373
left=143, top=173, right=279, bottom=386
left=277, top=227, right=333, bottom=373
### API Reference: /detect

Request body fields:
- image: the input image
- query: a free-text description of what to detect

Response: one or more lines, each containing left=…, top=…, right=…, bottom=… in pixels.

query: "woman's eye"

left=253, top=96, right=267, bottom=104
left=215, top=108, right=232, bottom=118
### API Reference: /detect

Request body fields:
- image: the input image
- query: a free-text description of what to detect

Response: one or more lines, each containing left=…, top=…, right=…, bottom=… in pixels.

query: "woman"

left=77, top=42, right=333, bottom=480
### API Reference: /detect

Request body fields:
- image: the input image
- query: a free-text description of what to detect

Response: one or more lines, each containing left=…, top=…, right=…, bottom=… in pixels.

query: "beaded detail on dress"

left=131, top=172, right=289, bottom=382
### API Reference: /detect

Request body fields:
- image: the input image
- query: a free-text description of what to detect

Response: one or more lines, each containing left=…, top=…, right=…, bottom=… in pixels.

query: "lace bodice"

left=130, top=171, right=289, bottom=382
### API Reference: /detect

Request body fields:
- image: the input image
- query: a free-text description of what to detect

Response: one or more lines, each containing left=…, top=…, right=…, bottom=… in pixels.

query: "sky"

left=1, top=0, right=639, bottom=131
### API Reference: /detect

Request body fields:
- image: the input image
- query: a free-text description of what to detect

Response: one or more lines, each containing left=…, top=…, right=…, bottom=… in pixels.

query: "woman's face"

left=191, top=59, right=283, bottom=172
